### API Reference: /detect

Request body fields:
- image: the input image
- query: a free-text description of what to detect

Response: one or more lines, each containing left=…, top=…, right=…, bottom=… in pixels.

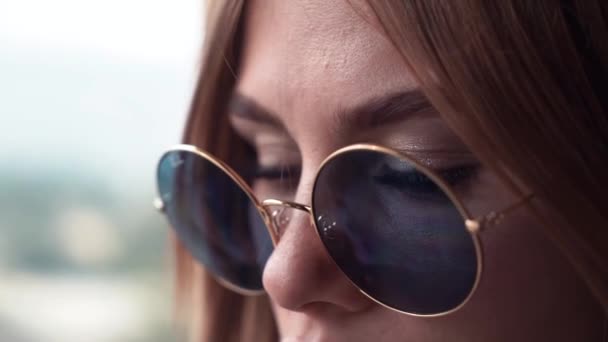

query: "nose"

left=261, top=184, right=373, bottom=313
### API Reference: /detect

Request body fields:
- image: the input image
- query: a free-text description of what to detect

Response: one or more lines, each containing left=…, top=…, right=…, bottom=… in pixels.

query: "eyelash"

left=373, top=164, right=479, bottom=198
left=255, top=164, right=477, bottom=181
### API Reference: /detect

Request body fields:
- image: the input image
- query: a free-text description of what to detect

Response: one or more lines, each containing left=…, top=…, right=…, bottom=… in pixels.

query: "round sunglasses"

left=155, top=143, right=531, bottom=317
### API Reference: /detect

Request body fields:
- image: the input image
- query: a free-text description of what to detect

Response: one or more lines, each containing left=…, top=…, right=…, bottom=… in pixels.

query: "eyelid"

left=375, top=151, right=481, bottom=186
left=383, top=156, right=416, bottom=172
left=391, top=149, right=479, bottom=171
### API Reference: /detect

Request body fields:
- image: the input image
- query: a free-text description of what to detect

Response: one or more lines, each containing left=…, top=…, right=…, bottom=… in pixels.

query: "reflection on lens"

left=157, top=149, right=273, bottom=291
left=313, top=148, right=478, bottom=315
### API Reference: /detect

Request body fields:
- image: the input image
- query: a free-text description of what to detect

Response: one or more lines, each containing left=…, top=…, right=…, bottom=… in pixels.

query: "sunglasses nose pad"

left=269, top=206, right=292, bottom=239
left=264, top=203, right=314, bottom=243
left=262, top=200, right=314, bottom=244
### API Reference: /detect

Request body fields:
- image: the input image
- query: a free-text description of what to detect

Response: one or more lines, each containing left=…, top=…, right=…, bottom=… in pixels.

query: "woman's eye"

left=254, top=164, right=301, bottom=185
left=373, top=163, right=478, bottom=199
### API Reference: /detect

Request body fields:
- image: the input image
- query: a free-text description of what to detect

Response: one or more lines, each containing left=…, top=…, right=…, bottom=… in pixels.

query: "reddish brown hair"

left=366, top=0, right=608, bottom=311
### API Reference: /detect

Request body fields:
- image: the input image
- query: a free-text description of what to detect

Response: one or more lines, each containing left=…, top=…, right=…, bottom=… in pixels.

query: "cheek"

left=449, top=168, right=593, bottom=324
left=461, top=177, right=596, bottom=334
left=458, top=168, right=563, bottom=291
left=480, top=211, right=566, bottom=301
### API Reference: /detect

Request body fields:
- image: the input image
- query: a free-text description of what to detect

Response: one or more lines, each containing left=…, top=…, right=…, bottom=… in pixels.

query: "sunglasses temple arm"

left=467, top=193, right=535, bottom=233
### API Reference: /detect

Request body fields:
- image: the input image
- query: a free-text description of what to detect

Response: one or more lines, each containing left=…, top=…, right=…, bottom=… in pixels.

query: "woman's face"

left=229, top=0, right=602, bottom=341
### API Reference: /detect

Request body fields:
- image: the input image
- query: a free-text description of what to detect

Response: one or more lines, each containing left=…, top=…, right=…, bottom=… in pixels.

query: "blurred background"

left=0, top=0, right=203, bottom=341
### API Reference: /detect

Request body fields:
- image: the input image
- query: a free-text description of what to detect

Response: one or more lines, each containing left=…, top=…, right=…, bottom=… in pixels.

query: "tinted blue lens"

left=157, top=149, right=272, bottom=291
left=312, top=149, right=478, bottom=315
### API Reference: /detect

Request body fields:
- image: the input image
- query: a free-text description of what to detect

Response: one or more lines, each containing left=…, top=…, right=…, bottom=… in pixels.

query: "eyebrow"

left=339, top=89, right=435, bottom=128
left=229, top=92, right=284, bottom=128
left=228, top=89, right=435, bottom=130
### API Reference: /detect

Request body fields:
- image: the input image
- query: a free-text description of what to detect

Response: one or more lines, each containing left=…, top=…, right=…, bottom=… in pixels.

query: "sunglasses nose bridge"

left=261, top=199, right=312, bottom=244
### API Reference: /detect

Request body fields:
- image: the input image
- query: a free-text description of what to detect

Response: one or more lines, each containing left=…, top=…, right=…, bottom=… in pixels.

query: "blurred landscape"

left=0, top=1, right=202, bottom=341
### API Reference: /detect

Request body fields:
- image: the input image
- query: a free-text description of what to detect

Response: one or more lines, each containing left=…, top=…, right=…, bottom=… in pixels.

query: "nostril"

left=263, top=244, right=375, bottom=314
left=262, top=248, right=311, bottom=311
left=261, top=208, right=374, bottom=314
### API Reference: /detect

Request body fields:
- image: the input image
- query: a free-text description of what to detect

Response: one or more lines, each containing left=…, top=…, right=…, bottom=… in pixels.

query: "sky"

left=0, top=0, right=203, bottom=195
left=0, top=0, right=202, bottom=65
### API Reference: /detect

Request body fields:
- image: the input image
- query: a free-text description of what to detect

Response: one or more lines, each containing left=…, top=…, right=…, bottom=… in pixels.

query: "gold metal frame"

left=155, top=143, right=532, bottom=317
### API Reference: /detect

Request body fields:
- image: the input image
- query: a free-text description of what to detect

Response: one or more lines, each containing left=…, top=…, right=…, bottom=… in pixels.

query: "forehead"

left=236, top=0, right=415, bottom=130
